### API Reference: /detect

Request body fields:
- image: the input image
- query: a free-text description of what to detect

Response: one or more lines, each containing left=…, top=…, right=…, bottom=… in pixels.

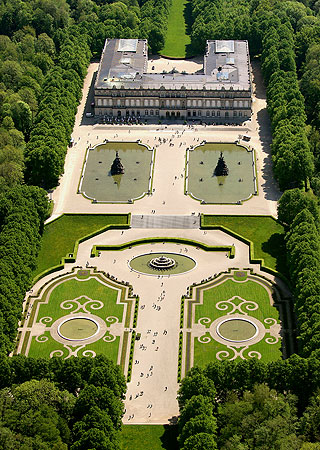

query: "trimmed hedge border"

left=120, top=331, right=129, bottom=373
left=33, top=213, right=130, bottom=284
left=127, top=331, right=136, bottom=382
left=91, top=237, right=234, bottom=258
left=200, top=214, right=290, bottom=285
left=178, top=331, right=183, bottom=382
left=180, top=297, right=185, bottom=328
left=133, top=297, right=139, bottom=328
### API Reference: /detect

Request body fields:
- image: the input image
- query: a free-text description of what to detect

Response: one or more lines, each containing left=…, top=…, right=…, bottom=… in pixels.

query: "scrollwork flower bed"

left=188, top=270, right=284, bottom=367
left=19, top=269, right=137, bottom=378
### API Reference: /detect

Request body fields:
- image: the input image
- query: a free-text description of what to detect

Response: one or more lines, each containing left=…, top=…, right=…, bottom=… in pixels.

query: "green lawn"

left=39, top=278, right=123, bottom=323
left=195, top=279, right=278, bottom=324
left=193, top=332, right=282, bottom=367
left=202, top=215, right=287, bottom=275
left=26, top=275, right=125, bottom=360
left=192, top=273, right=282, bottom=365
left=27, top=331, right=120, bottom=361
left=120, top=425, right=178, bottom=450
left=28, top=331, right=66, bottom=358
left=161, top=0, right=191, bottom=58
left=34, top=214, right=128, bottom=278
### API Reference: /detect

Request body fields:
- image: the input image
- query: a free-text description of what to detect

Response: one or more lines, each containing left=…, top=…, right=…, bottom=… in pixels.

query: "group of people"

left=98, top=115, right=143, bottom=125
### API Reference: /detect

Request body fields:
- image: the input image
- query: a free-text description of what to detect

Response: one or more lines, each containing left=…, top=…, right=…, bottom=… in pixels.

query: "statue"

left=214, top=152, right=229, bottom=176
left=110, top=151, right=124, bottom=175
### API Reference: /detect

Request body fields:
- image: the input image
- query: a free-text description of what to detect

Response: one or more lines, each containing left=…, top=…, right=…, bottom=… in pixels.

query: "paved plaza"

left=48, top=60, right=280, bottom=222
left=20, top=58, right=288, bottom=425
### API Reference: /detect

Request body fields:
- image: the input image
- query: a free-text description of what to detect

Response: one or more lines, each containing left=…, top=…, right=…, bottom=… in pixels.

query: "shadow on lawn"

left=261, top=232, right=288, bottom=278
left=160, top=425, right=179, bottom=450
left=183, top=0, right=195, bottom=58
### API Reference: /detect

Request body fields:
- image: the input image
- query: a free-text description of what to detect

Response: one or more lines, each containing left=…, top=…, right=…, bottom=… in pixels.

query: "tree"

left=177, top=368, right=217, bottom=409
left=179, top=395, right=214, bottom=430
left=182, top=433, right=218, bottom=450
left=179, top=414, right=217, bottom=446
left=36, top=33, right=56, bottom=56
left=71, top=428, right=118, bottom=450
left=278, top=189, right=320, bottom=227
left=11, top=100, right=32, bottom=136
left=218, top=384, right=300, bottom=450
left=0, top=379, right=73, bottom=449
left=301, top=390, right=320, bottom=441
left=73, top=385, right=123, bottom=429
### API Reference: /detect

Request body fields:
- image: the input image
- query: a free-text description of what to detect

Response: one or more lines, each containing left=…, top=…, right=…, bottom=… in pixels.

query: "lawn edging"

left=33, top=213, right=130, bottom=284
left=91, top=237, right=235, bottom=258
left=200, top=214, right=290, bottom=285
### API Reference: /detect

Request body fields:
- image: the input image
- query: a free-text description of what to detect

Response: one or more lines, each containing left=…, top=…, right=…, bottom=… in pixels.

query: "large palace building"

left=94, top=39, right=252, bottom=122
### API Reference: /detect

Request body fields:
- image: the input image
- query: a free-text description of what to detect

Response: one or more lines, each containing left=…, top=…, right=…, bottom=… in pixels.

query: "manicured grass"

left=34, top=214, right=128, bottom=278
left=161, top=0, right=191, bottom=58
left=191, top=273, right=282, bottom=365
left=78, top=335, right=120, bottom=361
left=193, top=332, right=282, bottom=367
left=195, top=278, right=278, bottom=325
left=28, top=332, right=67, bottom=358
left=25, top=274, right=127, bottom=361
left=120, top=425, right=178, bottom=450
left=27, top=331, right=120, bottom=362
left=39, top=278, right=123, bottom=323
left=202, top=215, right=287, bottom=275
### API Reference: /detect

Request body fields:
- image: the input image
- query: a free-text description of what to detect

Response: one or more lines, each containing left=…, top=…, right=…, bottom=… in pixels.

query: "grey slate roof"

left=95, top=39, right=251, bottom=92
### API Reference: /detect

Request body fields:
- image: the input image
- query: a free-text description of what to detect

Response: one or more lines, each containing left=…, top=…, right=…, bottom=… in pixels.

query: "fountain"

left=148, top=255, right=177, bottom=271
left=214, top=152, right=229, bottom=176
left=110, top=151, right=125, bottom=175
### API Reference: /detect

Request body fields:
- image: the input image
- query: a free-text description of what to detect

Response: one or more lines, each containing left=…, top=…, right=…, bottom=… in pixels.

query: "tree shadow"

left=183, top=0, right=195, bottom=58
left=80, top=70, right=97, bottom=126
left=256, top=107, right=282, bottom=202
left=261, top=232, right=288, bottom=277
left=159, top=424, right=179, bottom=450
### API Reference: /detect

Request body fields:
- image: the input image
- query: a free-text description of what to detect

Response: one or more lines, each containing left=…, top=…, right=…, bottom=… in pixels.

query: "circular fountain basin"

left=216, top=318, right=258, bottom=342
left=129, top=252, right=196, bottom=275
left=58, top=317, right=100, bottom=341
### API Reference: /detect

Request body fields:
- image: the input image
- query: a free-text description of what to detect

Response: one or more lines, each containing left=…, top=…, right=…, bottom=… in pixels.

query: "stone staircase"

left=130, top=215, right=200, bottom=229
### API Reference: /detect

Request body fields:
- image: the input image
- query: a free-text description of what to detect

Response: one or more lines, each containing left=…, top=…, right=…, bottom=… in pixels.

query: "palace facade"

left=94, top=39, right=252, bottom=121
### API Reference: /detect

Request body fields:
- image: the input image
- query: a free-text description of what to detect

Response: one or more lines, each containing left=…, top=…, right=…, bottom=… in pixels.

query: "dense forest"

left=178, top=360, right=320, bottom=449
left=0, top=0, right=320, bottom=448
left=0, top=355, right=126, bottom=449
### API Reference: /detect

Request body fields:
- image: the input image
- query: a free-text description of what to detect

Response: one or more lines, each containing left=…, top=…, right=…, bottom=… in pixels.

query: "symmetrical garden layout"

left=78, top=140, right=257, bottom=206
left=18, top=214, right=294, bottom=424
left=181, top=269, right=292, bottom=376
left=20, top=51, right=286, bottom=426
left=18, top=268, right=138, bottom=377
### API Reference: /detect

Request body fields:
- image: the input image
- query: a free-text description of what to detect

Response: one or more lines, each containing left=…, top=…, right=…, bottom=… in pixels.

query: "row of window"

left=97, top=98, right=250, bottom=108
left=96, top=89, right=250, bottom=99
left=98, top=109, right=246, bottom=118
